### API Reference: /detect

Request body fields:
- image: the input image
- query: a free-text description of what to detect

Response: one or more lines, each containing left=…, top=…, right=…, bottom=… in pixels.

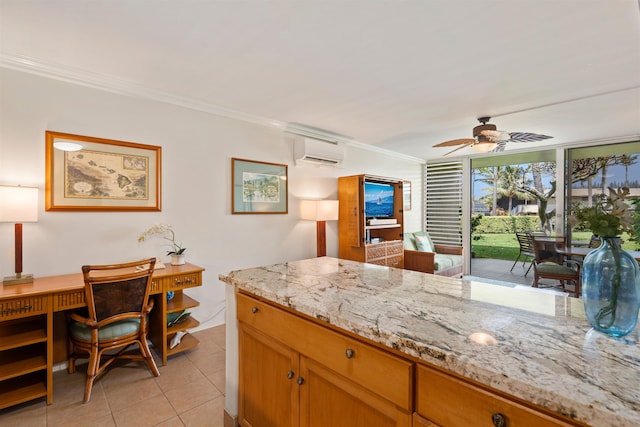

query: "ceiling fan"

left=434, top=117, right=553, bottom=156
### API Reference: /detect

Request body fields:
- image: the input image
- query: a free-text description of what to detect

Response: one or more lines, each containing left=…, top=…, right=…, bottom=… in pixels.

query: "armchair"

left=67, top=258, right=160, bottom=402
left=404, top=231, right=464, bottom=278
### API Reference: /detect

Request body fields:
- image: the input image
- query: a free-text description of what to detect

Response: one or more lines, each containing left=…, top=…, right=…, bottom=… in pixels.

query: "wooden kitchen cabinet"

left=238, top=323, right=298, bottom=427
left=236, top=292, right=412, bottom=427
left=415, top=364, right=581, bottom=427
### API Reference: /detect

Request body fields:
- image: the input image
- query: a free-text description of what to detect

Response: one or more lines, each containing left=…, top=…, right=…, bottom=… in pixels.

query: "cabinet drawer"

left=386, top=254, right=404, bottom=268
left=366, top=244, right=386, bottom=260
left=53, top=290, right=86, bottom=311
left=154, top=272, right=201, bottom=292
left=0, top=296, right=47, bottom=321
left=386, top=241, right=404, bottom=256
left=416, top=365, right=577, bottom=427
left=237, top=292, right=413, bottom=410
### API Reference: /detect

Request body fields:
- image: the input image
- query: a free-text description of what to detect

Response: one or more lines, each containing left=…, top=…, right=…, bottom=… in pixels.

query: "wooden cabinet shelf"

left=167, top=293, right=199, bottom=313
left=365, top=224, right=402, bottom=230
left=0, top=314, right=49, bottom=409
left=0, top=346, right=47, bottom=381
left=0, top=371, right=47, bottom=410
left=148, top=265, right=204, bottom=365
left=167, top=332, right=200, bottom=356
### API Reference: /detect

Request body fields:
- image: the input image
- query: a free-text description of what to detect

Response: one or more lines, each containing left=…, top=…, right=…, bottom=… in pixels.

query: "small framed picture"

left=232, top=158, right=288, bottom=214
left=403, top=181, right=412, bottom=211
left=45, top=131, right=161, bottom=211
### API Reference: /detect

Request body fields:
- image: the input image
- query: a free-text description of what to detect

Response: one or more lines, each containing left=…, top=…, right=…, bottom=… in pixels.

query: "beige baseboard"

left=224, top=409, right=237, bottom=427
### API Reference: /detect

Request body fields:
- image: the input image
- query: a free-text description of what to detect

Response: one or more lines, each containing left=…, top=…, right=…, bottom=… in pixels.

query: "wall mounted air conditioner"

left=291, top=134, right=344, bottom=166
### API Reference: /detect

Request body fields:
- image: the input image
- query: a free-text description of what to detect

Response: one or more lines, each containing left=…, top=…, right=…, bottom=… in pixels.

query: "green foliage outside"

left=473, top=216, right=540, bottom=234
left=471, top=215, right=638, bottom=260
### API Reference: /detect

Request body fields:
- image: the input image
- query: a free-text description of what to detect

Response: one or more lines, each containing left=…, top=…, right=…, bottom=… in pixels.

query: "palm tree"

left=497, top=166, right=532, bottom=215
left=618, top=154, right=638, bottom=187
left=475, top=166, right=500, bottom=215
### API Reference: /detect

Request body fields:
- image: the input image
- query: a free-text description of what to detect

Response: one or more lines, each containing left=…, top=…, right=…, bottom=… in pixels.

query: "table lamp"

left=0, top=185, right=39, bottom=285
left=300, top=200, right=339, bottom=257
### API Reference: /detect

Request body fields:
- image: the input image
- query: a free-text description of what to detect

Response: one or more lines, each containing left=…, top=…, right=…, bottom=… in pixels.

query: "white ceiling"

left=1, top=0, right=639, bottom=161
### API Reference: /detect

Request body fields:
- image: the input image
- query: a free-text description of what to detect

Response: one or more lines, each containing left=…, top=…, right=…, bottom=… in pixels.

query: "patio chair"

left=510, top=231, right=535, bottom=275
left=532, top=238, right=581, bottom=297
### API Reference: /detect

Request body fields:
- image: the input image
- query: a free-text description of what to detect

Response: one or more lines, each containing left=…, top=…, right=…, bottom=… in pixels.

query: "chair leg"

left=140, top=336, right=160, bottom=377
left=83, top=345, right=100, bottom=403
left=510, top=254, right=522, bottom=272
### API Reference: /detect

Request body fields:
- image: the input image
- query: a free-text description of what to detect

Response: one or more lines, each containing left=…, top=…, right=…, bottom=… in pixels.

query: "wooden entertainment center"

left=338, top=174, right=404, bottom=267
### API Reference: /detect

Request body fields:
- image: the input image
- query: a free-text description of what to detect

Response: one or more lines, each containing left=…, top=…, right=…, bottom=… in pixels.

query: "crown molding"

left=0, top=52, right=426, bottom=164
left=0, top=52, right=287, bottom=130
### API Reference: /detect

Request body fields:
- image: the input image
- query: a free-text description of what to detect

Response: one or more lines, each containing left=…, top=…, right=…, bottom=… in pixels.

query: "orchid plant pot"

left=170, top=254, right=186, bottom=266
left=581, top=237, right=640, bottom=337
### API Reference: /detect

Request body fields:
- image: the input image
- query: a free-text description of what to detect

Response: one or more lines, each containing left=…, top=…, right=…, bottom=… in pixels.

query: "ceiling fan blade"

left=433, top=138, right=475, bottom=147
left=443, top=142, right=473, bottom=156
left=506, top=132, right=553, bottom=143
left=490, top=141, right=508, bottom=153
left=480, top=130, right=509, bottom=142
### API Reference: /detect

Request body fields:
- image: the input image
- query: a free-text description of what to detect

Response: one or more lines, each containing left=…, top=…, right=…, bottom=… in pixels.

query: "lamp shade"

left=300, top=200, right=339, bottom=221
left=471, top=141, right=498, bottom=153
left=0, top=185, right=39, bottom=222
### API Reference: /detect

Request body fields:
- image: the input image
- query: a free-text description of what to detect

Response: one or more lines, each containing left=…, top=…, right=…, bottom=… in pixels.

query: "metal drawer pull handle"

left=2, top=305, right=33, bottom=314
left=251, top=307, right=259, bottom=314
left=174, top=279, right=193, bottom=285
left=491, top=413, right=507, bottom=427
left=287, top=371, right=294, bottom=379
left=297, top=377, right=305, bottom=385
left=345, top=348, right=355, bottom=359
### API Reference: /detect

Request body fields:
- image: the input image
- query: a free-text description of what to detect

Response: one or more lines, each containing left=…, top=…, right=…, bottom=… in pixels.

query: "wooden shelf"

left=0, top=373, right=47, bottom=410
left=0, top=320, right=47, bottom=352
left=365, top=224, right=401, bottom=230
left=167, top=331, right=200, bottom=356
left=167, top=293, right=200, bottom=313
left=0, top=346, right=47, bottom=381
left=167, top=316, right=200, bottom=335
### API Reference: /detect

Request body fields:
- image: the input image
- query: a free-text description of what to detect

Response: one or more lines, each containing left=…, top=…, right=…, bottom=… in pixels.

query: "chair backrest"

left=532, top=238, right=563, bottom=264
left=82, top=258, right=156, bottom=322
left=516, top=232, right=535, bottom=255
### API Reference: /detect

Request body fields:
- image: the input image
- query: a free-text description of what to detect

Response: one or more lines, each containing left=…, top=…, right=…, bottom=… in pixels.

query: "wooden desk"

left=0, top=263, right=204, bottom=409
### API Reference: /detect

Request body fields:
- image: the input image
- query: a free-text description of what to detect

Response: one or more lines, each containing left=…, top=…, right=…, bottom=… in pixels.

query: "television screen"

left=364, top=182, right=394, bottom=218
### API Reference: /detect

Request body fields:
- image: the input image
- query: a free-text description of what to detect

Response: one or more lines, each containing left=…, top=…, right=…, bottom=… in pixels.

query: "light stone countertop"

left=220, top=257, right=640, bottom=427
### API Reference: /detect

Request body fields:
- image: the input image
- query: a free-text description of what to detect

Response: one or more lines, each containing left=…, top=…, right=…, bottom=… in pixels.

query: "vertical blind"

left=425, top=161, right=463, bottom=246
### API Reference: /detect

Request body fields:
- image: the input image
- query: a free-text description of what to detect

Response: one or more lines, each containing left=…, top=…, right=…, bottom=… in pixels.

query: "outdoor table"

left=555, top=246, right=640, bottom=261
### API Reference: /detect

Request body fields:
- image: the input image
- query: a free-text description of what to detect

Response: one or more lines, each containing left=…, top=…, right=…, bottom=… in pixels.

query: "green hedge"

left=474, top=216, right=541, bottom=234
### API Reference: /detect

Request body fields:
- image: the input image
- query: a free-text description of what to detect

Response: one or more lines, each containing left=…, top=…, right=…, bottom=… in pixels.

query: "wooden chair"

left=67, top=258, right=160, bottom=403
left=510, top=232, right=535, bottom=275
left=531, top=238, right=581, bottom=297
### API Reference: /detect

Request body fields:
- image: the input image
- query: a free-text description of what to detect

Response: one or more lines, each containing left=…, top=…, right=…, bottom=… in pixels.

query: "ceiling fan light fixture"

left=471, top=141, right=498, bottom=153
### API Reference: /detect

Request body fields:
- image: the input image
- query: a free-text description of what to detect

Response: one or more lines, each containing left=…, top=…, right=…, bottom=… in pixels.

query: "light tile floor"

left=0, top=325, right=226, bottom=427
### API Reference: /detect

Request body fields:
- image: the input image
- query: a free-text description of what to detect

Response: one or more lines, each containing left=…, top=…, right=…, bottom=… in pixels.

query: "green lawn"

left=472, top=232, right=637, bottom=261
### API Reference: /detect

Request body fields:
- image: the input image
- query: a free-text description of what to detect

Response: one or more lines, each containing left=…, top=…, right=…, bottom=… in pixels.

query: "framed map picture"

left=232, top=158, right=288, bottom=214
left=45, top=131, right=161, bottom=211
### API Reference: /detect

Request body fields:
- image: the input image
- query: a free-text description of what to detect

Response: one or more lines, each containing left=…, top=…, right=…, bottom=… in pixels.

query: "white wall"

left=0, top=68, right=423, bottom=329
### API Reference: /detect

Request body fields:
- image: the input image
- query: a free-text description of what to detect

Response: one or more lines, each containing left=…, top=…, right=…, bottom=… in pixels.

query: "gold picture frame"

left=232, top=158, right=288, bottom=214
left=45, top=131, right=162, bottom=211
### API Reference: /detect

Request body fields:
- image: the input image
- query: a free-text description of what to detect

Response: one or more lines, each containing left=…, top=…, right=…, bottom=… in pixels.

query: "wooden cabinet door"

left=238, top=323, right=299, bottom=427
left=299, top=356, right=411, bottom=427
left=338, top=175, right=363, bottom=250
